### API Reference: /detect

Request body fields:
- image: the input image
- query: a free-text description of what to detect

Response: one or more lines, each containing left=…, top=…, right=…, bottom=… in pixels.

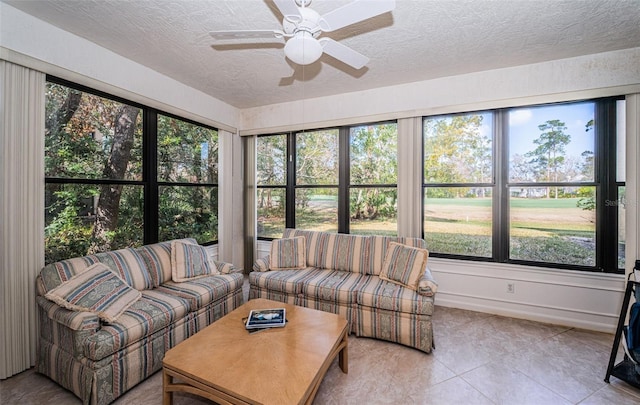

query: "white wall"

left=248, top=48, right=640, bottom=333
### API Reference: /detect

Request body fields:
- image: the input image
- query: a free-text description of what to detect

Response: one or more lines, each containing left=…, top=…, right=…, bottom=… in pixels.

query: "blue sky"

left=508, top=102, right=595, bottom=158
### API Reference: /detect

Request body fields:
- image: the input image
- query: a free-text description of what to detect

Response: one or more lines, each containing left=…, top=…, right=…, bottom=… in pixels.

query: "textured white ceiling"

left=5, top=0, right=640, bottom=109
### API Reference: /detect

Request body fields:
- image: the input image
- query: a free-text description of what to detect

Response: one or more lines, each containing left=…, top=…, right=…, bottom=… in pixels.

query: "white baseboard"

left=434, top=292, right=619, bottom=333
left=430, top=258, right=626, bottom=334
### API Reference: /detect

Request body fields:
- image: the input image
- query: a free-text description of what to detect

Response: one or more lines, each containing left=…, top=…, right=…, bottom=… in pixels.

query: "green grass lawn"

left=260, top=194, right=601, bottom=267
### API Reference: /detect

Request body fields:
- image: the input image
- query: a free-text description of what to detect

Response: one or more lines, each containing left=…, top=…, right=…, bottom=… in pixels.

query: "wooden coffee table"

left=162, top=298, right=348, bottom=405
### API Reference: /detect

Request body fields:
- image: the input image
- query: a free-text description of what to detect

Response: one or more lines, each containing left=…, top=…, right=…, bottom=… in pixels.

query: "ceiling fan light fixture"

left=284, top=31, right=323, bottom=65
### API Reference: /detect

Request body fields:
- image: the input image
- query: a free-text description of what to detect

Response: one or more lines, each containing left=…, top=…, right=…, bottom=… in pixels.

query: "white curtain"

left=397, top=117, right=423, bottom=238
left=0, top=61, right=45, bottom=379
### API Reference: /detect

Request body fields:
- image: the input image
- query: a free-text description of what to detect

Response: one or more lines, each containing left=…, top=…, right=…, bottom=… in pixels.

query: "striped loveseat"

left=35, top=238, right=244, bottom=405
left=250, top=229, right=437, bottom=353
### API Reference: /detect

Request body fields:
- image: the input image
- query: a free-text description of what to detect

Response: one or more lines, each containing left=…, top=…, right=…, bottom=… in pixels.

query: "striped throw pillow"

left=269, top=237, right=306, bottom=270
left=171, top=240, right=219, bottom=282
left=44, top=262, right=141, bottom=323
left=379, top=242, right=429, bottom=291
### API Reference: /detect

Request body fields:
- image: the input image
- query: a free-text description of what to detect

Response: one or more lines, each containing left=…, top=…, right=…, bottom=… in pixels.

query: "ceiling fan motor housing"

left=283, top=7, right=321, bottom=36
left=283, top=7, right=323, bottom=65
left=284, top=31, right=323, bottom=65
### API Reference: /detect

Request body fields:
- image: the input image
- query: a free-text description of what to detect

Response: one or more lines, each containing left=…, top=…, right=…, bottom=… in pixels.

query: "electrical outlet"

left=507, top=283, right=515, bottom=294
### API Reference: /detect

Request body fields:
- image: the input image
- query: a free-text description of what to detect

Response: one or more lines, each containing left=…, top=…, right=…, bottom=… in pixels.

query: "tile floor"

left=2, top=305, right=640, bottom=405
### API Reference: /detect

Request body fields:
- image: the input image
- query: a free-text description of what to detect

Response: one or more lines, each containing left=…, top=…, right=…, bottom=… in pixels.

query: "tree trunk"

left=45, top=89, right=83, bottom=209
left=88, top=105, right=139, bottom=254
left=46, top=89, right=82, bottom=140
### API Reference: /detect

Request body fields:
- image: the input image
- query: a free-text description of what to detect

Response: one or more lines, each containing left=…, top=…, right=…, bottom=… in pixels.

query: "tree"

left=156, top=115, right=219, bottom=242
left=295, top=130, right=339, bottom=209
left=424, top=114, right=489, bottom=197
left=577, top=120, right=596, bottom=213
left=350, top=124, right=397, bottom=220
left=257, top=135, right=286, bottom=213
left=525, top=119, right=571, bottom=198
left=88, top=105, right=140, bottom=253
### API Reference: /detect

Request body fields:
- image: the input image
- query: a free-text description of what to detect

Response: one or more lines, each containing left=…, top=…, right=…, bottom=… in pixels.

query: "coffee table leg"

left=339, top=332, right=348, bottom=373
left=163, top=369, right=173, bottom=405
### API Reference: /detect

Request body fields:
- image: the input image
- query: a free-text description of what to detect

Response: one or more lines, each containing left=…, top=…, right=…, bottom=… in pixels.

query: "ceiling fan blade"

left=209, top=30, right=285, bottom=40
left=273, top=0, right=303, bottom=23
left=319, top=38, right=369, bottom=69
left=319, top=0, right=396, bottom=32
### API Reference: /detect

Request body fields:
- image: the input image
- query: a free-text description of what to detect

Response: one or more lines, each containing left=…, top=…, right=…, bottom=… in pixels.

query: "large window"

left=295, top=129, right=339, bottom=232
left=349, top=124, right=398, bottom=236
left=256, top=134, right=287, bottom=238
left=423, top=112, right=493, bottom=257
left=256, top=122, right=398, bottom=239
left=423, top=98, right=625, bottom=273
left=45, top=78, right=218, bottom=263
left=157, top=115, right=218, bottom=242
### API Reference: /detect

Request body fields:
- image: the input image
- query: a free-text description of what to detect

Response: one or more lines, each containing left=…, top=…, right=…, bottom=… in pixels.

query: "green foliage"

left=350, top=124, right=397, bottom=184
left=424, top=114, right=491, bottom=186
left=576, top=186, right=596, bottom=212
left=296, top=130, right=339, bottom=187
left=257, top=135, right=286, bottom=185
left=159, top=186, right=218, bottom=243
left=350, top=188, right=397, bottom=221
left=44, top=187, right=94, bottom=263
left=44, top=83, right=217, bottom=262
left=524, top=120, right=571, bottom=193
left=157, top=115, right=218, bottom=183
left=44, top=184, right=144, bottom=263
left=350, top=124, right=398, bottom=221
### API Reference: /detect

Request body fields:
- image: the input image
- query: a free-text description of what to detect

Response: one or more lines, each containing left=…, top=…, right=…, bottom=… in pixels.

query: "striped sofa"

left=35, top=239, right=244, bottom=405
left=250, top=229, right=438, bottom=353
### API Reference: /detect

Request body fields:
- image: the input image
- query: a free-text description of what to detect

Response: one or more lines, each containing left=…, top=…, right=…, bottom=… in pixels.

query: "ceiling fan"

left=209, top=0, right=396, bottom=70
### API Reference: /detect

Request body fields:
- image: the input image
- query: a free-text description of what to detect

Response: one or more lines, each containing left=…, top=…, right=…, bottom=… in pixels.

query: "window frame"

left=422, top=97, right=624, bottom=274
left=256, top=121, right=398, bottom=240
left=45, top=76, right=219, bottom=263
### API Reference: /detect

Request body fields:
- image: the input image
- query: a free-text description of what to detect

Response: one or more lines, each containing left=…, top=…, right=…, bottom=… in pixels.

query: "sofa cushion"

left=84, top=290, right=190, bottom=360
left=93, top=248, right=154, bottom=290
left=282, top=228, right=326, bottom=267
left=171, top=240, right=219, bottom=282
left=137, top=238, right=197, bottom=287
left=269, top=237, right=306, bottom=269
left=299, top=269, right=364, bottom=305
left=368, top=236, right=427, bottom=276
left=253, top=255, right=270, bottom=272
left=40, top=247, right=153, bottom=292
left=318, top=233, right=370, bottom=273
left=44, top=263, right=142, bottom=323
left=156, top=273, right=244, bottom=311
left=213, top=261, right=237, bottom=274
left=379, top=242, right=429, bottom=290
left=356, top=276, right=434, bottom=315
left=249, top=267, right=318, bottom=295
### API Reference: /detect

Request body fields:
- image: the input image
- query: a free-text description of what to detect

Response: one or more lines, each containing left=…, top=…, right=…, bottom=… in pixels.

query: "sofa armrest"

left=214, top=261, right=242, bottom=274
left=252, top=256, right=270, bottom=272
left=417, top=266, right=438, bottom=297
left=37, top=295, right=100, bottom=332
left=37, top=296, right=100, bottom=359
